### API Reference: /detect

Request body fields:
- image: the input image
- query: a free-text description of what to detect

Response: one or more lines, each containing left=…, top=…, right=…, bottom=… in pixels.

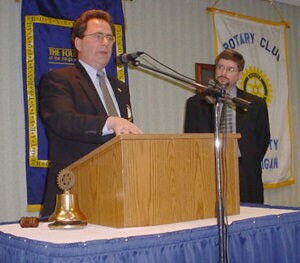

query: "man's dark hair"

left=71, top=9, right=115, bottom=45
left=215, top=49, right=245, bottom=71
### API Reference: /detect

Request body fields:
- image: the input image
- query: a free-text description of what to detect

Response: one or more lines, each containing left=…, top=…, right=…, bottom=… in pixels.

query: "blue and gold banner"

left=21, top=0, right=126, bottom=211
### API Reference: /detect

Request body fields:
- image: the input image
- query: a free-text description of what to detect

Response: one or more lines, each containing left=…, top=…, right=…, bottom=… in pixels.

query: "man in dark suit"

left=184, top=49, right=270, bottom=204
left=39, top=10, right=143, bottom=218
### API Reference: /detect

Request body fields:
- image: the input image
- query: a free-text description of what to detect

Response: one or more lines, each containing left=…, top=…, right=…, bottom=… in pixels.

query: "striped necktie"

left=97, top=70, right=118, bottom=116
left=219, top=104, right=233, bottom=133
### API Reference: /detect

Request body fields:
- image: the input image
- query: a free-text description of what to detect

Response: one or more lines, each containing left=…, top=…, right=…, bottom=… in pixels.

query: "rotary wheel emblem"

left=238, top=66, right=272, bottom=106
left=56, top=169, right=75, bottom=192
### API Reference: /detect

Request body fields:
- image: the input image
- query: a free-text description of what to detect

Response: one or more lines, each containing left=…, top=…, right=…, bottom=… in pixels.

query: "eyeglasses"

left=83, top=32, right=115, bottom=43
left=216, top=64, right=240, bottom=73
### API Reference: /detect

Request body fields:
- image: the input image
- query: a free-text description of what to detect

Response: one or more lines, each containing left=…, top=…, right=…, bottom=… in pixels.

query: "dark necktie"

left=219, top=104, right=233, bottom=133
left=97, top=71, right=118, bottom=116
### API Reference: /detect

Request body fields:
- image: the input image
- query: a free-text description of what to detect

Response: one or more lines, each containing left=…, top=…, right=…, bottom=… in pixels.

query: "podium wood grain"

left=69, top=134, right=240, bottom=227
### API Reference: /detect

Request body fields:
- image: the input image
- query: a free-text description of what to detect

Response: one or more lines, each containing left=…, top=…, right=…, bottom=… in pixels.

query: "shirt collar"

left=78, top=59, right=107, bottom=82
left=227, top=86, right=237, bottom=98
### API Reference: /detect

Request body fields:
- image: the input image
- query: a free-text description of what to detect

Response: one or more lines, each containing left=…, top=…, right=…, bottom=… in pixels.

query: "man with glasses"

left=39, top=10, right=143, bottom=218
left=184, top=49, right=270, bottom=204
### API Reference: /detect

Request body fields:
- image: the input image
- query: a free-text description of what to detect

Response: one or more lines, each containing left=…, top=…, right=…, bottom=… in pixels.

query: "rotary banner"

left=210, top=8, right=293, bottom=188
left=21, top=0, right=126, bottom=211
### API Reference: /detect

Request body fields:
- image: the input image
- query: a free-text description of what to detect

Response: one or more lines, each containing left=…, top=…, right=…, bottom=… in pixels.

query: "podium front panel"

left=70, top=134, right=240, bottom=227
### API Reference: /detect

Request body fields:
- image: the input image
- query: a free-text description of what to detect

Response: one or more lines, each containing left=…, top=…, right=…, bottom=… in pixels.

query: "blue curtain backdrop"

left=21, top=0, right=126, bottom=210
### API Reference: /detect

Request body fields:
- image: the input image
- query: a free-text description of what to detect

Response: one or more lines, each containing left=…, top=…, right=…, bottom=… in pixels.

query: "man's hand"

left=106, top=116, right=143, bottom=135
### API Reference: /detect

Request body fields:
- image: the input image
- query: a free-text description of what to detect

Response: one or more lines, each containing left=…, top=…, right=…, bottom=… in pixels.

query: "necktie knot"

left=97, top=70, right=105, bottom=79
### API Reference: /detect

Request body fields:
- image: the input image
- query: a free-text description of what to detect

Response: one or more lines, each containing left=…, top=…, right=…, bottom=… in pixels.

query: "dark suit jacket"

left=39, top=61, right=132, bottom=217
left=184, top=89, right=270, bottom=203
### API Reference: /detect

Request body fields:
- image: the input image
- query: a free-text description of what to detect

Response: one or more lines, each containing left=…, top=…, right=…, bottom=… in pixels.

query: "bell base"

left=48, top=220, right=87, bottom=230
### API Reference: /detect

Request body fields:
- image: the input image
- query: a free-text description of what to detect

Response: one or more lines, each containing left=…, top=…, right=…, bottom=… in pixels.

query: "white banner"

left=211, top=9, right=293, bottom=188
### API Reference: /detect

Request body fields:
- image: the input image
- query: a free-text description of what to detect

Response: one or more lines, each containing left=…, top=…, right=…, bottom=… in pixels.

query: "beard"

left=215, top=77, right=230, bottom=92
left=216, top=76, right=230, bottom=86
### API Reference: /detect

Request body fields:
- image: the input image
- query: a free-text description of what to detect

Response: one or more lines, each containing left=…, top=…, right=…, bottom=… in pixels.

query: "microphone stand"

left=214, top=99, right=227, bottom=263
left=131, top=60, right=251, bottom=108
left=129, top=59, right=249, bottom=263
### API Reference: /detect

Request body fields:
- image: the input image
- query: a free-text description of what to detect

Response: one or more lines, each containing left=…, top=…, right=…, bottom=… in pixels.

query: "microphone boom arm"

left=131, top=60, right=251, bottom=108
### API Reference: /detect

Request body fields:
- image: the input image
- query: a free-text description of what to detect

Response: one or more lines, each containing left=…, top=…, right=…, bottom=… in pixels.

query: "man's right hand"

left=106, top=116, right=143, bottom=136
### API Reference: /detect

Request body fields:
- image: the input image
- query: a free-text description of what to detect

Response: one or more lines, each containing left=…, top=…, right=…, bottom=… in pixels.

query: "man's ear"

left=238, top=70, right=244, bottom=80
left=74, top=37, right=82, bottom=52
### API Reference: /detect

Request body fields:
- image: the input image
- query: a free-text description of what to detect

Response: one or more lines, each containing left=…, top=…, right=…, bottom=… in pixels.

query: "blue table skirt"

left=1, top=205, right=300, bottom=263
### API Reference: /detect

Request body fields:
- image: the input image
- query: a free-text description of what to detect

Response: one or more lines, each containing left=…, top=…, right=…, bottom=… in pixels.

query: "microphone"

left=202, top=79, right=226, bottom=97
left=117, top=51, right=144, bottom=64
left=204, top=79, right=251, bottom=109
left=231, top=97, right=251, bottom=109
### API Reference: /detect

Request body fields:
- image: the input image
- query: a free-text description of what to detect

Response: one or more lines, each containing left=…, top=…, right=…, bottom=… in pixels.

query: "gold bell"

left=48, top=191, right=87, bottom=229
left=48, top=169, right=87, bottom=229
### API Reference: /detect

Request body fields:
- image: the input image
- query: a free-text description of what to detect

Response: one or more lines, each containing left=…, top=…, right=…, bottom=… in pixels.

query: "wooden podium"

left=68, top=134, right=240, bottom=228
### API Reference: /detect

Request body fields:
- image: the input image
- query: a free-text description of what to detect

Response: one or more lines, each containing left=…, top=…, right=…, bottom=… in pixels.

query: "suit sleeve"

left=184, top=95, right=214, bottom=133
left=255, top=99, right=271, bottom=161
left=184, top=97, right=197, bottom=132
left=39, top=70, right=110, bottom=144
